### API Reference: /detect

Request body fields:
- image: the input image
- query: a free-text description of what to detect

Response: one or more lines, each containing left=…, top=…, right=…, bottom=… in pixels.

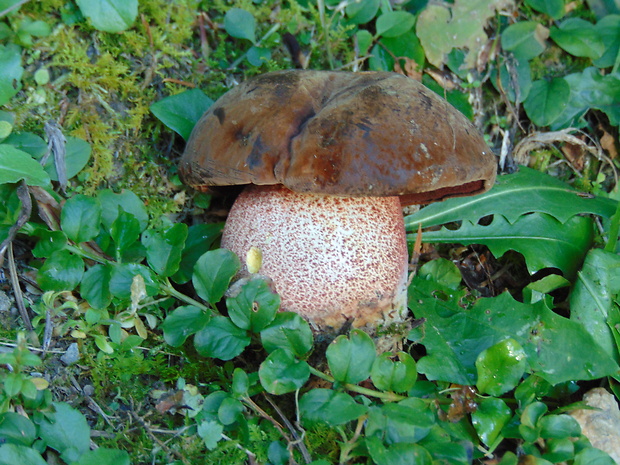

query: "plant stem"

left=308, top=366, right=406, bottom=402
left=160, top=278, right=213, bottom=313
left=604, top=198, right=620, bottom=252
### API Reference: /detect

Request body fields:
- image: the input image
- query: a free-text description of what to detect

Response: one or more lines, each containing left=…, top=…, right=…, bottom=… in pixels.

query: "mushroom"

left=179, top=70, right=496, bottom=332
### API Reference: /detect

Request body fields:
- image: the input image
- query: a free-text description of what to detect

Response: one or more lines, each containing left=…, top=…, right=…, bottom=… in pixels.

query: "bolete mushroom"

left=179, top=70, right=496, bottom=332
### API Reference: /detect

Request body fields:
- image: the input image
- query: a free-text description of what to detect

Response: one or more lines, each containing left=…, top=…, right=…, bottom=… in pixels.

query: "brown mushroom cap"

left=179, top=70, right=496, bottom=205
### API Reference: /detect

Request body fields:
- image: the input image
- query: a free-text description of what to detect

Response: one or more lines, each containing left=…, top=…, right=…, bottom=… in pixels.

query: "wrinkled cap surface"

left=180, top=70, right=496, bottom=205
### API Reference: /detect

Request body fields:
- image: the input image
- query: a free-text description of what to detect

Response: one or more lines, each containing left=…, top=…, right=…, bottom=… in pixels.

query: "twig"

left=130, top=408, right=190, bottom=465
left=221, top=433, right=258, bottom=465
left=264, top=394, right=312, bottom=464
left=7, top=243, right=33, bottom=331
left=43, top=120, right=68, bottom=194
left=0, top=181, right=32, bottom=260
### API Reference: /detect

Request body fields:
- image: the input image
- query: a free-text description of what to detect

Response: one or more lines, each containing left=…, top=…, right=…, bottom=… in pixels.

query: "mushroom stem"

left=221, top=185, right=409, bottom=330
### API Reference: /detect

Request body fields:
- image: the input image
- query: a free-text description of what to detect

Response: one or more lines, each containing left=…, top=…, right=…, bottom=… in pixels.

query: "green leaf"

left=326, top=330, right=376, bottom=384
left=345, top=0, right=380, bottom=25
left=150, top=89, right=213, bottom=141
left=109, top=263, right=158, bottom=299
left=42, top=136, right=91, bottom=181
left=593, top=15, right=620, bottom=69
left=370, top=352, right=417, bottom=393
left=409, top=280, right=620, bottom=385
left=570, top=249, right=620, bottom=362
left=366, top=398, right=435, bottom=444
left=0, top=413, right=36, bottom=446
left=418, top=258, right=462, bottom=290
left=471, top=397, right=512, bottom=447
left=369, top=31, right=425, bottom=73
left=543, top=438, right=574, bottom=463
left=32, top=230, right=67, bottom=258
left=231, top=368, right=249, bottom=397
left=218, top=397, right=244, bottom=425
left=405, top=167, right=618, bottom=229
left=192, top=249, right=241, bottom=305
left=224, top=8, right=256, bottom=43
left=259, top=348, right=310, bottom=394
left=71, top=448, right=130, bottom=465
left=550, top=18, right=605, bottom=59
left=197, top=420, right=223, bottom=450
left=539, top=414, right=581, bottom=439
left=81, top=264, right=113, bottom=309
left=76, top=0, right=138, bottom=33
left=172, top=223, right=223, bottom=284
left=366, top=437, right=433, bottom=465
left=98, top=189, right=148, bottom=232
left=161, top=305, right=209, bottom=347
left=375, top=11, right=415, bottom=38
left=573, top=447, right=616, bottom=465
left=37, top=250, right=84, bottom=291
left=524, top=0, right=565, bottom=19
left=227, top=276, right=280, bottom=332
left=0, top=444, right=46, bottom=465
left=109, top=209, right=141, bottom=261
left=246, top=46, right=271, bottom=67
left=260, top=312, right=314, bottom=357
left=410, top=212, right=593, bottom=277
left=524, top=78, right=570, bottom=126
left=502, top=21, right=548, bottom=61
left=0, top=44, right=23, bottom=106
left=300, top=389, right=368, bottom=426
left=194, top=316, right=250, bottom=360
left=3, top=373, right=22, bottom=397
left=0, top=145, right=50, bottom=186
left=38, top=402, right=90, bottom=463
left=143, top=223, right=188, bottom=277
left=476, top=338, right=527, bottom=396
left=60, top=195, right=101, bottom=243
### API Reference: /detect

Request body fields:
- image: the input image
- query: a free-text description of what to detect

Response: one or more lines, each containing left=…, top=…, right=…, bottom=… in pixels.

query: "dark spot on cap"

left=213, top=107, right=225, bottom=125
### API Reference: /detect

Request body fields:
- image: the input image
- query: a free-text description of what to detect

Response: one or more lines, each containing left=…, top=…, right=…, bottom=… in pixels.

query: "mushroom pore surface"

left=221, top=185, right=408, bottom=330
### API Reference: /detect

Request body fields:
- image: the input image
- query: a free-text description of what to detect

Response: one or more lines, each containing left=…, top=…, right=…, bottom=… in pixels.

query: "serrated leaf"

left=76, top=0, right=138, bottom=33
left=150, top=89, right=213, bottom=141
left=60, top=194, right=101, bottom=243
left=192, top=249, right=241, bottom=305
left=299, top=389, right=368, bottom=427
left=224, top=8, right=256, bottom=43
left=408, top=280, right=620, bottom=385
left=405, top=167, right=618, bottom=229
left=259, top=348, right=310, bottom=395
left=0, top=145, right=50, bottom=186
left=524, top=78, right=570, bottom=126
left=550, top=18, right=605, bottom=59
left=409, top=212, right=593, bottom=276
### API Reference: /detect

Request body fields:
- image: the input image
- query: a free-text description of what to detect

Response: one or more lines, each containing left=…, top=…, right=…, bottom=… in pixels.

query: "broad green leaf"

left=409, top=212, right=593, bottom=277
left=259, top=348, right=310, bottom=394
left=110, top=209, right=141, bottom=261
left=502, top=21, right=548, bottom=61
left=197, top=420, right=223, bottom=450
left=366, top=438, right=433, bottom=465
left=345, top=0, right=380, bottom=24
left=38, top=402, right=90, bottom=463
left=231, top=368, right=249, bottom=397
left=0, top=444, right=47, bottom=465
left=246, top=46, right=271, bottom=67
left=150, top=89, right=213, bottom=141
left=370, top=352, right=417, bottom=393
left=409, top=279, right=620, bottom=385
left=366, top=399, right=435, bottom=444
left=0, top=44, right=23, bottom=106
left=476, top=338, right=527, bottom=396
left=76, top=0, right=138, bottom=33
left=32, top=230, right=67, bottom=258
left=550, top=18, right=605, bottom=59
left=81, top=264, right=113, bottom=309
left=224, top=8, right=256, bottom=43
left=471, top=397, right=512, bottom=447
left=326, top=330, right=376, bottom=384
left=524, top=78, right=570, bottom=126
left=573, top=447, right=616, bottom=465
left=418, top=258, right=462, bottom=290
left=544, top=438, right=574, bottom=463
left=72, top=448, right=130, bottom=465
left=37, top=250, right=84, bottom=291
left=41, top=136, right=91, bottom=181
left=98, top=189, right=148, bottom=232
left=60, top=194, right=101, bottom=243
left=161, top=305, right=210, bottom=347
left=260, top=312, right=314, bottom=357
left=3, top=373, right=22, bottom=397
left=192, top=249, right=241, bottom=305
left=570, top=249, right=620, bottom=362
left=369, top=31, right=424, bottom=73
left=227, top=276, right=280, bottom=332
left=405, top=167, right=618, bottom=229
left=539, top=414, right=581, bottom=439
left=0, top=412, right=36, bottom=446
left=218, top=397, right=244, bottom=425
left=524, top=0, right=565, bottom=18
left=0, top=145, right=50, bottom=186
left=593, top=14, right=620, bottom=69
left=375, top=11, right=415, bottom=38
left=143, top=223, right=188, bottom=277
left=172, top=223, right=224, bottom=284
left=300, top=389, right=368, bottom=426
left=3, top=132, right=47, bottom=158
left=109, top=263, right=158, bottom=299
left=194, top=316, right=250, bottom=360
